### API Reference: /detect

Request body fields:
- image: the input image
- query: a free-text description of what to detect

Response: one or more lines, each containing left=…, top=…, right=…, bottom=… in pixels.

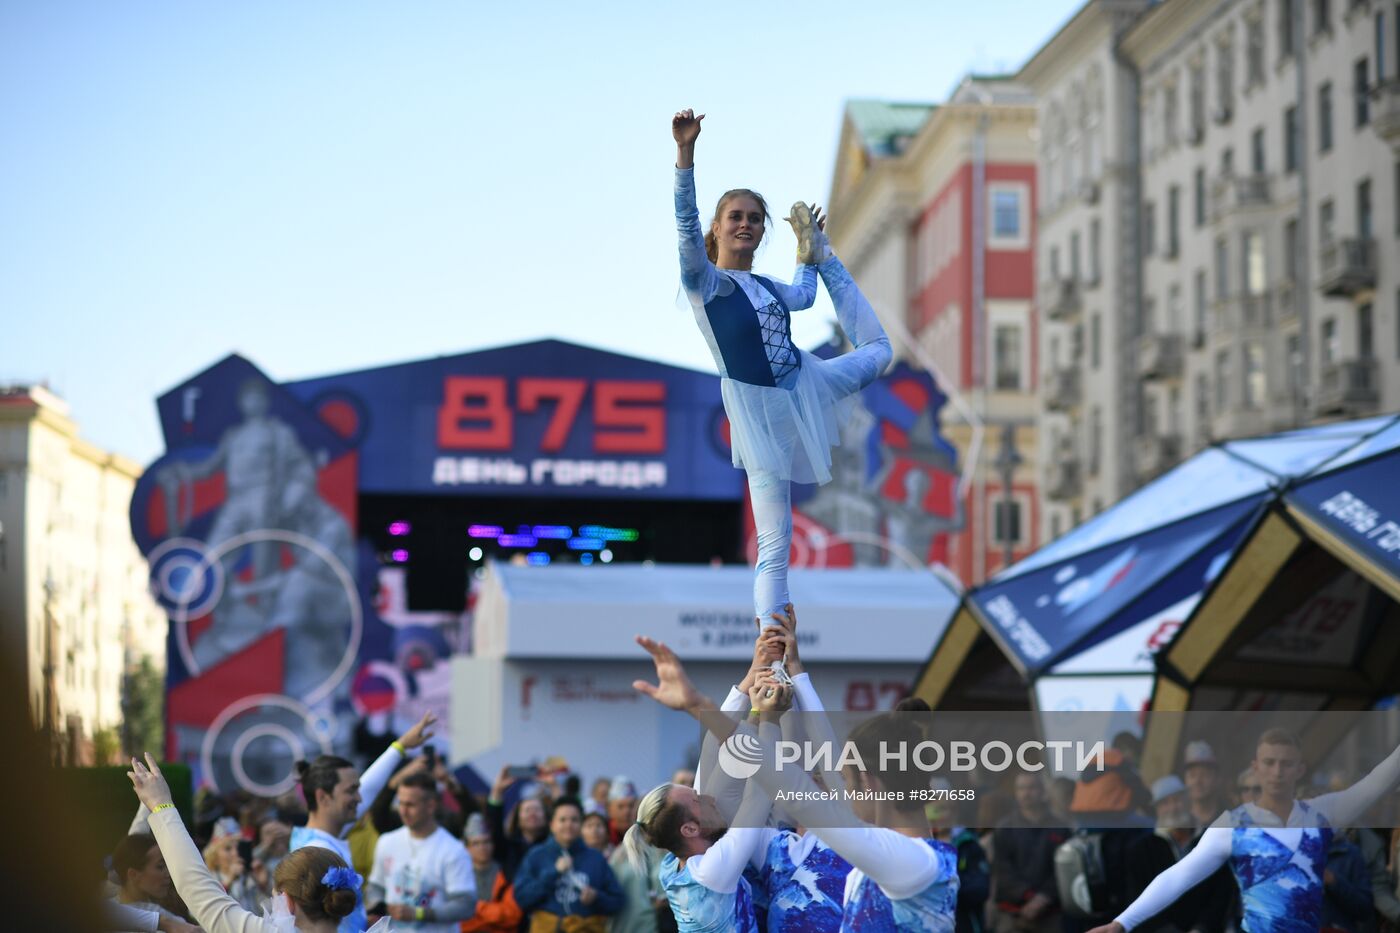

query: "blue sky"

left=1, top=1, right=1081, bottom=465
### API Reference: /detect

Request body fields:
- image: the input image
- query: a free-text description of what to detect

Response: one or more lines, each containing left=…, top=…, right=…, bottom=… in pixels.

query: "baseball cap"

left=1183, top=741, right=1217, bottom=767
left=1151, top=774, right=1187, bottom=805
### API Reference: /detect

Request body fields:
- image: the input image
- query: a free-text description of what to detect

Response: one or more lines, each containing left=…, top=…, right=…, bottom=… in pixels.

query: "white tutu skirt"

left=721, top=349, right=865, bottom=486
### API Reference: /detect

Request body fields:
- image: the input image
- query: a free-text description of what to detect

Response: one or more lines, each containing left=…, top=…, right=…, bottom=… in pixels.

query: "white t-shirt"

left=369, top=826, right=475, bottom=933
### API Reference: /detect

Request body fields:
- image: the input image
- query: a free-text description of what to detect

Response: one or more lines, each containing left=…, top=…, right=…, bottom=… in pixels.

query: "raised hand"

left=127, top=753, right=174, bottom=810
left=749, top=673, right=793, bottom=714
left=672, top=108, right=704, bottom=147
left=633, top=635, right=708, bottom=711
left=396, top=711, right=437, bottom=750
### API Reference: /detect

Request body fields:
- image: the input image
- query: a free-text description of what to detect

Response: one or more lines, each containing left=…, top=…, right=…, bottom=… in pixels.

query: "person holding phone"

left=486, top=766, right=551, bottom=883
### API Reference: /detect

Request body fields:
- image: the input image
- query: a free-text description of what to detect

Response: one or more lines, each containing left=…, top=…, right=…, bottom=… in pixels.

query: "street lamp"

left=993, top=424, right=1023, bottom=569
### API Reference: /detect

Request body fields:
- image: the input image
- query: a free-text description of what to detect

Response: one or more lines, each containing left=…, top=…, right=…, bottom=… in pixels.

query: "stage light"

left=391, top=549, right=409, bottom=563
left=497, top=534, right=538, bottom=548
left=579, top=525, right=640, bottom=542
left=599, top=549, right=613, bottom=563
left=532, top=525, right=573, bottom=539
left=388, top=521, right=412, bottom=536
left=469, top=525, right=504, bottom=538
left=526, top=552, right=551, bottom=566
left=580, top=553, right=594, bottom=565
left=567, top=537, right=604, bottom=551
left=468, top=547, right=483, bottom=561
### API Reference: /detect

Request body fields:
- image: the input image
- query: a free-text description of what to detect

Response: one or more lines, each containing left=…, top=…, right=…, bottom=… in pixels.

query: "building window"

left=1247, top=15, right=1267, bottom=85
left=1090, top=406, right=1103, bottom=474
left=993, top=324, right=1024, bottom=391
left=1144, top=201, right=1156, bottom=255
left=1358, top=178, right=1373, bottom=237
left=1377, top=9, right=1387, bottom=80
left=1165, top=82, right=1180, bottom=147
left=1284, top=106, right=1299, bottom=172
left=1217, top=35, right=1236, bottom=120
left=1321, top=317, right=1339, bottom=365
left=1168, top=283, right=1184, bottom=332
left=1194, top=269, right=1208, bottom=338
left=1355, top=58, right=1371, bottom=126
left=1071, top=230, right=1082, bottom=280
left=1050, top=245, right=1061, bottom=280
left=1313, top=0, right=1332, bottom=35
left=1215, top=349, right=1231, bottom=410
left=1284, top=217, right=1299, bottom=282
left=1280, top=0, right=1298, bottom=58
left=1196, top=372, right=1211, bottom=435
left=1251, top=127, right=1267, bottom=173
left=1359, top=303, right=1374, bottom=358
left=1320, top=198, right=1336, bottom=242
left=1091, top=313, right=1102, bottom=369
left=1168, top=186, right=1181, bottom=257
left=1195, top=167, right=1207, bottom=226
left=1244, top=342, right=1267, bottom=409
left=989, top=183, right=1030, bottom=248
left=1051, top=513, right=1063, bottom=540
left=1286, top=333, right=1303, bottom=393
left=1215, top=236, right=1229, bottom=299
left=992, top=499, right=1023, bottom=546
left=1190, top=60, right=1207, bottom=135
left=1221, top=146, right=1234, bottom=176
left=1090, top=217, right=1102, bottom=283
left=1319, top=82, right=1334, bottom=151
left=1244, top=230, right=1267, bottom=295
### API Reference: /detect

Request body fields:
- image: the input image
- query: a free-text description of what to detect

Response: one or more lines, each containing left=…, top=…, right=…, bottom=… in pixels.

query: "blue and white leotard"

left=761, top=830, right=852, bottom=933
left=1115, top=743, right=1400, bottom=933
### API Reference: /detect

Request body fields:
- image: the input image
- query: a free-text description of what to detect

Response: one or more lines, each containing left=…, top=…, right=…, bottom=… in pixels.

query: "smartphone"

left=424, top=745, right=438, bottom=769
left=506, top=764, right=536, bottom=780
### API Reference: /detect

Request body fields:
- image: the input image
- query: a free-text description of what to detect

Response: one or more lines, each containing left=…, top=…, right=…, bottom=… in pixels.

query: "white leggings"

left=748, top=257, right=891, bottom=621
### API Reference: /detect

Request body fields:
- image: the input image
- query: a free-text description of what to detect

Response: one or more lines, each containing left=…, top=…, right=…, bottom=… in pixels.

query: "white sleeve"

left=148, top=808, right=275, bottom=933
left=353, top=743, right=406, bottom=828
left=1114, top=827, right=1233, bottom=932
left=687, top=779, right=775, bottom=893
left=811, top=824, right=949, bottom=901
left=130, top=803, right=152, bottom=835
left=103, top=900, right=159, bottom=932
left=1309, top=742, right=1400, bottom=828
left=766, top=266, right=818, bottom=312
left=721, top=686, right=747, bottom=713
left=789, top=673, right=823, bottom=713
left=368, top=835, right=391, bottom=889
left=749, top=827, right=782, bottom=872
left=783, top=674, right=846, bottom=796
left=447, top=844, right=477, bottom=896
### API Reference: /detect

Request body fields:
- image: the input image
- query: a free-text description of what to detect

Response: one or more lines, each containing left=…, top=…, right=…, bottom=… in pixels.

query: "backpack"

left=1053, top=831, right=1119, bottom=919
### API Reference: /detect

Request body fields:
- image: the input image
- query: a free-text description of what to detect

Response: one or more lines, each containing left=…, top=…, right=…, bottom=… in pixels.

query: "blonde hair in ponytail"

left=623, top=782, right=686, bottom=879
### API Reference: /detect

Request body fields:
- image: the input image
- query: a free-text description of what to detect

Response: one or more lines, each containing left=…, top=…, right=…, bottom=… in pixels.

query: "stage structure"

left=130, top=339, right=963, bottom=792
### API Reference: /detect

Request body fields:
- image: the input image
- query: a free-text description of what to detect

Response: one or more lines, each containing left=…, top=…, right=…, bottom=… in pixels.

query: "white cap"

left=1183, top=740, right=1217, bottom=767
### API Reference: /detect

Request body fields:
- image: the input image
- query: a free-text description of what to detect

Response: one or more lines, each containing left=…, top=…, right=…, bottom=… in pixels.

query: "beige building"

left=1123, top=0, right=1400, bottom=468
left=1021, top=0, right=1155, bottom=537
left=1023, top=0, right=1399, bottom=542
left=828, top=77, right=1045, bottom=585
left=0, top=385, right=166, bottom=764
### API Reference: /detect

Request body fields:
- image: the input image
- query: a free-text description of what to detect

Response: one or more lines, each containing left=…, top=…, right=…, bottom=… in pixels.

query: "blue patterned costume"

left=1230, top=803, right=1331, bottom=933
left=660, top=852, right=760, bottom=933
left=761, top=831, right=851, bottom=933
left=841, top=838, right=960, bottom=933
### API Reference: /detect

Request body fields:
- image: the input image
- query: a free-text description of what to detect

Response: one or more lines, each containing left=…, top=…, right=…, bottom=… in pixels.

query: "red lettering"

left=438, top=376, right=511, bottom=449
left=594, top=380, right=665, bottom=453
left=845, top=681, right=875, bottom=712
left=518, top=378, right=587, bottom=452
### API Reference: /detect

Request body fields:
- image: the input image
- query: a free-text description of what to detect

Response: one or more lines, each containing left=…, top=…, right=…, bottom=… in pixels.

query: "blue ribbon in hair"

left=321, top=867, right=363, bottom=892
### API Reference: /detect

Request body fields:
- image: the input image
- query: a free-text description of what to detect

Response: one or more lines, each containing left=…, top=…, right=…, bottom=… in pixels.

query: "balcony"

left=1043, top=367, right=1082, bottom=412
left=1374, top=78, right=1400, bottom=152
left=1138, top=333, right=1185, bottom=380
left=1318, top=238, right=1378, bottom=297
left=1314, top=358, right=1381, bottom=416
left=1041, top=278, right=1082, bottom=322
left=1134, top=432, right=1182, bottom=480
left=1210, top=173, right=1272, bottom=221
left=1045, top=456, right=1082, bottom=501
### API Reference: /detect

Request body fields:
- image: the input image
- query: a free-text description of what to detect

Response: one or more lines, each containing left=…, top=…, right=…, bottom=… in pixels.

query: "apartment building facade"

left=0, top=385, right=167, bottom=763
left=1124, top=0, right=1400, bottom=471
left=828, top=78, right=1043, bottom=584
